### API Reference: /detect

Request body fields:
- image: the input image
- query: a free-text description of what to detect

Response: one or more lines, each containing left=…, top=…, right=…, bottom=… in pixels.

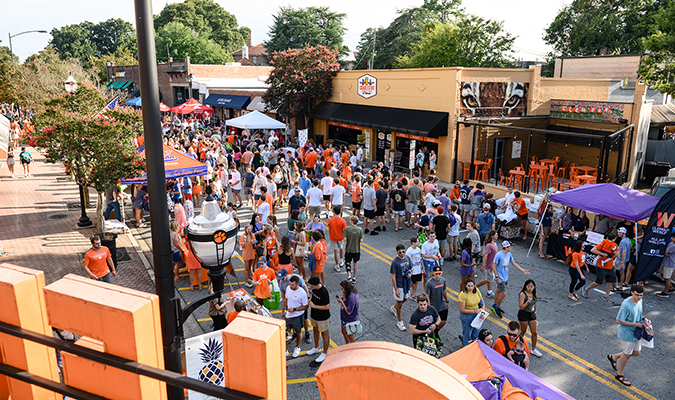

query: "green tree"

left=638, top=0, right=675, bottom=96
left=265, top=6, right=348, bottom=58
left=91, top=18, right=136, bottom=57
left=155, top=22, right=232, bottom=64
left=27, top=84, right=145, bottom=234
left=264, top=45, right=340, bottom=128
left=544, top=0, right=664, bottom=57
left=354, top=0, right=463, bottom=69
left=395, top=18, right=515, bottom=69
left=50, top=22, right=97, bottom=65
left=154, top=0, right=248, bottom=53
left=0, top=46, right=18, bottom=65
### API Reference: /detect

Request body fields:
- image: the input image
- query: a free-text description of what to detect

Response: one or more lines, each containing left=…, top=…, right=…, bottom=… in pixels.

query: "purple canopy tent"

left=549, top=183, right=659, bottom=222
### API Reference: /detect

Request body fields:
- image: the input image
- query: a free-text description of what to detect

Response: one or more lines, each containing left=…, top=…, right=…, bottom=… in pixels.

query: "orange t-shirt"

left=84, top=247, right=112, bottom=278
left=312, top=240, right=327, bottom=273
left=239, top=233, right=256, bottom=261
left=343, top=166, right=352, bottom=182
left=253, top=267, right=276, bottom=299
left=136, top=135, right=145, bottom=147
left=327, top=216, right=347, bottom=242
left=351, top=182, right=362, bottom=202
left=595, top=239, right=618, bottom=269
left=325, top=156, right=335, bottom=168
left=305, top=152, right=317, bottom=168
left=342, top=151, right=350, bottom=163
left=493, top=334, right=530, bottom=357
left=451, top=187, right=460, bottom=201
left=257, top=193, right=274, bottom=209
left=227, top=310, right=239, bottom=324
left=339, top=176, right=348, bottom=190
left=515, top=198, right=528, bottom=216
left=570, top=251, right=584, bottom=268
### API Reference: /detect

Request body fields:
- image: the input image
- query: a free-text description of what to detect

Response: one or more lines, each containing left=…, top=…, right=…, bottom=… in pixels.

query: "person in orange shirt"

left=83, top=235, right=116, bottom=283
left=239, top=224, right=257, bottom=287
left=257, top=186, right=275, bottom=215
left=513, top=191, right=529, bottom=240
left=262, top=225, right=279, bottom=271
left=341, top=149, right=350, bottom=164
left=310, top=230, right=328, bottom=284
left=305, top=149, right=317, bottom=176
left=253, top=257, right=276, bottom=304
left=450, top=181, right=461, bottom=204
left=582, top=232, right=620, bottom=304
left=227, top=299, right=246, bottom=324
left=494, top=321, right=531, bottom=360
left=327, top=206, right=347, bottom=271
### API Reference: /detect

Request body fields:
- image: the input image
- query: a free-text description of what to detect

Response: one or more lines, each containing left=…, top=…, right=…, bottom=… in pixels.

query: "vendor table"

left=546, top=233, right=599, bottom=272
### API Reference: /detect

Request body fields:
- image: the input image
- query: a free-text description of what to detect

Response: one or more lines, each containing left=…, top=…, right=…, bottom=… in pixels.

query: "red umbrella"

left=169, top=98, right=214, bottom=114
left=159, top=102, right=170, bottom=112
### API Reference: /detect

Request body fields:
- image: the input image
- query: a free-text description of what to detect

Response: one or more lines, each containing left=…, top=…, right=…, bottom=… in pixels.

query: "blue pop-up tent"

left=125, top=97, right=142, bottom=106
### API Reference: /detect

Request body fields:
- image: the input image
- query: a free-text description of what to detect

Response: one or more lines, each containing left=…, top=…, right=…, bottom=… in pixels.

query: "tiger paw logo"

left=213, top=230, right=227, bottom=244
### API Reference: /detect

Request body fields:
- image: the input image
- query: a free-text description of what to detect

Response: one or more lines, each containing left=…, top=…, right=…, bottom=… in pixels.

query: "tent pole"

left=527, top=193, right=549, bottom=257
left=525, top=130, right=532, bottom=193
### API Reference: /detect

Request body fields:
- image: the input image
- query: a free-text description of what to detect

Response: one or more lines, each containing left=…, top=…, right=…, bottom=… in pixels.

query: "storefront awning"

left=651, top=101, right=675, bottom=128
left=107, top=81, right=133, bottom=90
left=203, top=94, right=251, bottom=109
left=309, top=102, right=449, bottom=138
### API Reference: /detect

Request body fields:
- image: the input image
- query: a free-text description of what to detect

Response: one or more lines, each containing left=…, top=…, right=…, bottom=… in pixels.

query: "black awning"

left=309, top=102, right=449, bottom=138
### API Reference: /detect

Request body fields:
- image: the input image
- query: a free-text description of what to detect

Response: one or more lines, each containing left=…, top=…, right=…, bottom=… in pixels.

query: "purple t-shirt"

left=484, top=242, right=498, bottom=269
left=460, top=249, right=474, bottom=275
left=340, top=292, right=359, bottom=323
left=438, top=195, right=452, bottom=215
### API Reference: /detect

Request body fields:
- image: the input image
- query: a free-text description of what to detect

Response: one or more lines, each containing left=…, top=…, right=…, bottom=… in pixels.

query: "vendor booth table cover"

left=225, top=110, right=286, bottom=130
left=549, top=183, right=658, bottom=222
left=442, top=341, right=574, bottom=400
left=121, top=144, right=208, bottom=184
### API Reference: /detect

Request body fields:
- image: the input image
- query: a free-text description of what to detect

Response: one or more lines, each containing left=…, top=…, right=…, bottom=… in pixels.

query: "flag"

left=97, top=97, right=119, bottom=119
left=634, top=188, right=675, bottom=282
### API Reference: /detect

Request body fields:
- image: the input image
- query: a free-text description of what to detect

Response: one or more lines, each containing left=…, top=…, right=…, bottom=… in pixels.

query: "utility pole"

left=371, top=31, right=376, bottom=70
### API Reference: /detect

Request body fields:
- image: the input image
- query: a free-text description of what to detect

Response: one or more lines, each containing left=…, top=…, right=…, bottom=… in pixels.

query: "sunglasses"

left=507, top=332, right=519, bottom=338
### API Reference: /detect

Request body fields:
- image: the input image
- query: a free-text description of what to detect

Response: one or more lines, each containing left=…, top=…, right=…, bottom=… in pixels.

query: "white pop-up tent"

left=225, top=110, right=286, bottom=130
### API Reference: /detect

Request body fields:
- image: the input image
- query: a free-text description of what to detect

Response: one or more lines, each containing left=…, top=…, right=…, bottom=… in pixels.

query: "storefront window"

left=328, top=124, right=362, bottom=146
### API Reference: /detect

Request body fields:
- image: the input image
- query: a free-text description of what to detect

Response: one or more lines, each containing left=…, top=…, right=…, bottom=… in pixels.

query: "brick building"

left=231, top=39, right=269, bottom=66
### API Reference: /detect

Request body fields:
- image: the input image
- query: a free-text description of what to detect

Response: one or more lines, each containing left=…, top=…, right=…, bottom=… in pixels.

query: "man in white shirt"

left=421, top=231, right=441, bottom=284
left=330, top=178, right=346, bottom=207
left=283, top=276, right=309, bottom=358
left=356, top=144, right=364, bottom=166
left=261, top=146, right=272, bottom=164
left=229, top=165, right=243, bottom=208
left=253, top=170, right=267, bottom=203
left=307, top=179, right=324, bottom=218
left=406, top=237, right=423, bottom=296
left=257, top=198, right=271, bottom=224
left=321, top=175, right=334, bottom=218
left=501, top=186, right=516, bottom=210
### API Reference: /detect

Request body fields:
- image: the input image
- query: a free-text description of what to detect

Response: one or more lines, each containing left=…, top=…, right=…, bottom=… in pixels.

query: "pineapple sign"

left=186, top=331, right=226, bottom=399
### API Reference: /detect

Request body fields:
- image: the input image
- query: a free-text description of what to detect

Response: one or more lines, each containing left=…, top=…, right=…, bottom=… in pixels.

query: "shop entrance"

left=376, top=130, right=391, bottom=162
left=493, top=138, right=506, bottom=179
left=396, top=137, right=413, bottom=171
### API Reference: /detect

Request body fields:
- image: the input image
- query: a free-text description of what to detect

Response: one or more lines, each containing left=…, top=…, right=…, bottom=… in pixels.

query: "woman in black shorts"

left=518, top=279, right=542, bottom=357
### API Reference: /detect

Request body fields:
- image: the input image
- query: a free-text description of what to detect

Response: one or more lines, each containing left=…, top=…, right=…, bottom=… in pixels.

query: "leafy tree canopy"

left=155, top=22, right=232, bottom=65
left=354, top=0, right=463, bottom=69
left=264, top=45, right=340, bottom=120
left=544, top=0, right=664, bottom=57
left=154, top=0, right=249, bottom=54
left=638, top=0, right=675, bottom=96
left=396, top=18, right=515, bottom=69
left=265, top=6, right=348, bottom=58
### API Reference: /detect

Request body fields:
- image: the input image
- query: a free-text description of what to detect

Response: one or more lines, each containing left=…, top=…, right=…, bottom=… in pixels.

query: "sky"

left=3, top=0, right=568, bottom=63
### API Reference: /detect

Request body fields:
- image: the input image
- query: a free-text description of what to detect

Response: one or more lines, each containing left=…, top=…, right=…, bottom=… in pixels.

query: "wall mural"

left=460, top=82, right=528, bottom=117
left=550, top=100, right=625, bottom=123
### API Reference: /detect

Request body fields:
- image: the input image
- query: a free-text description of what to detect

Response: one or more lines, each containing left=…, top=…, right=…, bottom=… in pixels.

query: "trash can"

left=101, top=233, right=118, bottom=268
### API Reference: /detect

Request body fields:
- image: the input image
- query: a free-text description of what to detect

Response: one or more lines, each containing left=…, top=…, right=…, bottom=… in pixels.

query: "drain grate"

left=78, top=247, right=132, bottom=264
left=47, top=214, right=69, bottom=220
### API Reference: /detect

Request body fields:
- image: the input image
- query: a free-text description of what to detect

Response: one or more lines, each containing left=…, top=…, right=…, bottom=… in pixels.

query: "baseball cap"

left=502, top=240, right=512, bottom=248
left=483, top=203, right=491, bottom=209
left=307, top=276, right=321, bottom=285
left=277, top=269, right=288, bottom=279
left=432, top=200, right=441, bottom=206
left=258, top=256, right=267, bottom=265
left=437, top=206, right=445, bottom=214
left=618, top=227, right=627, bottom=233
left=432, top=266, right=442, bottom=273
left=294, top=186, right=301, bottom=191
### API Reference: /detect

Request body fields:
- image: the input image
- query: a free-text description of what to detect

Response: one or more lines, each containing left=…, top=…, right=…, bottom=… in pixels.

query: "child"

left=507, top=340, right=529, bottom=370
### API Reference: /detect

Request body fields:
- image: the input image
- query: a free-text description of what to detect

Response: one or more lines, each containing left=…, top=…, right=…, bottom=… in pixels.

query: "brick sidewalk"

left=0, top=146, right=155, bottom=293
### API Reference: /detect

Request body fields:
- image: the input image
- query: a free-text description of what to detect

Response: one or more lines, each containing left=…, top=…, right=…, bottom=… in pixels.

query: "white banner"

left=298, top=129, right=308, bottom=148
left=186, top=330, right=226, bottom=400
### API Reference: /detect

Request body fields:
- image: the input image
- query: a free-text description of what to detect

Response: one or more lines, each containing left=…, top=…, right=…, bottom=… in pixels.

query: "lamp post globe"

left=64, top=73, right=78, bottom=94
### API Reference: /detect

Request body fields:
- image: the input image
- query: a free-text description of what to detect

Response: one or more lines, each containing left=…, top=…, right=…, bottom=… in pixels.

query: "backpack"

left=448, top=213, right=457, bottom=227
left=498, top=334, right=524, bottom=359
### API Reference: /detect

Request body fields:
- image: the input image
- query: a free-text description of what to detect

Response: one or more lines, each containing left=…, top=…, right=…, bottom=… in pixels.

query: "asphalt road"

left=135, top=196, right=674, bottom=400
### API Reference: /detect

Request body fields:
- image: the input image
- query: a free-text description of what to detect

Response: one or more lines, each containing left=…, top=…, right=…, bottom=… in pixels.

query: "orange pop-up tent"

left=441, top=341, right=575, bottom=400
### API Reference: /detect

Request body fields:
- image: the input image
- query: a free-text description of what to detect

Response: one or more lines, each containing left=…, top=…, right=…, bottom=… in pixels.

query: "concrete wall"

left=553, top=55, right=643, bottom=80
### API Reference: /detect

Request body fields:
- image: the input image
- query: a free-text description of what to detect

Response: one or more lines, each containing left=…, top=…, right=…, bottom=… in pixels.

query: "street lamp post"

left=63, top=73, right=93, bottom=228
left=8, top=30, right=48, bottom=68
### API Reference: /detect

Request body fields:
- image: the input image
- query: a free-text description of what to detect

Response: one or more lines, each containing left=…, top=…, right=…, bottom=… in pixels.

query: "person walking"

left=406, top=237, right=424, bottom=297
left=170, top=221, right=186, bottom=280
left=337, top=280, right=360, bottom=344
left=283, top=275, right=309, bottom=358
left=538, top=204, right=554, bottom=259
left=460, top=237, right=477, bottom=292
left=306, top=276, right=331, bottom=363
left=494, top=321, right=531, bottom=362
left=327, top=206, right=347, bottom=272
left=375, top=181, right=388, bottom=232
left=18, top=147, right=33, bottom=177
left=425, top=266, right=449, bottom=334
left=491, top=241, right=530, bottom=319
left=430, top=206, right=451, bottom=264
left=391, top=243, right=413, bottom=331
left=5, top=143, right=15, bottom=178
left=83, top=235, right=116, bottom=283
left=104, top=185, right=122, bottom=222
left=518, top=279, right=542, bottom=357
left=582, top=232, right=620, bottom=304
left=476, top=203, right=495, bottom=244
left=239, top=224, right=257, bottom=287
left=420, top=231, right=441, bottom=284
left=608, top=285, right=648, bottom=387
left=568, top=240, right=588, bottom=301
left=409, top=294, right=440, bottom=347
left=406, top=178, right=423, bottom=227
left=477, top=230, right=498, bottom=298
left=343, top=215, right=364, bottom=283
left=363, top=179, right=378, bottom=235
left=458, top=278, right=484, bottom=346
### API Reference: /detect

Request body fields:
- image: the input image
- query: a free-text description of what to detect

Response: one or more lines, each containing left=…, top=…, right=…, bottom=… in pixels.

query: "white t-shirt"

left=406, top=247, right=423, bottom=274
left=229, top=171, right=242, bottom=190
left=330, top=185, right=346, bottom=206
left=448, top=213, right=462, bottom=237
left=503, top=192, right=515, bottom=207
left=307, top=187, right=323, bottom=207
left=253, top=176, right=267, bottom=195
left=350, top=155, right=358, bottom=165
left=285, top=286, right=308, bottom=318
left=257, top=202, right=271, bottom=224
left=267, top=181, right=277, bottom=200
left=321, top=176, right=334, bottom=195
left=421, top=240, right=440, bottom=259
left=357, top=148, right=363, bottom=162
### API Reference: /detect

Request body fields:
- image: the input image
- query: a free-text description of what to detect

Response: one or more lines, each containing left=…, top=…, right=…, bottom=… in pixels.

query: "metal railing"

left=0, top=321, right=264, bottom=400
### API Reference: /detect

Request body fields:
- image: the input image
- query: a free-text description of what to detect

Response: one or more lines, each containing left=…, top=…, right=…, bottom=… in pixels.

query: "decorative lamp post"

left=182, top=187, right=239, bottom=328
left=64, top=73, right=92, bottom=227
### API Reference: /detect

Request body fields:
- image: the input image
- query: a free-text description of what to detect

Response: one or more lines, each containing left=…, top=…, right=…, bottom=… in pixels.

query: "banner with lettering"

left=634, top=189, right=675, bottom=282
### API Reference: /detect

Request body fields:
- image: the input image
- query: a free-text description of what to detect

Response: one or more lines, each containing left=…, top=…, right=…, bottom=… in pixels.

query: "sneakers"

left=439, top=258, right=444, bottom=266
left=334, top=265, right=341, bottom=272
left=382, top=226, right=387, bottom=231
left=396, top=320, right=406, bottom=331
left=245, top=281, right=253, bottom=288
left=286, top=350, right=289, bottom=357
left=390, top=305, right=398, bottom=318
left=374, top=226, right=381, bottom=232
left=656, top=291, right=670, bottom=298
left=531, top=348, right=543, bottom=357
left=581, top=287, right=589, bottom=298
left=491, top=306, right=503, bottom=319
left=350, top=277, right=357, bottom=283
left=357, top=220, right=363, bottom=225
left=364, top=229, right=370, bottom=234
left=292, top=347, right=301, bottom=358
left=370, top=231, right=379, bottom=236
left=340, top=260, right=345, bottom=267
left=315, top=353, right=327, bottom=363
left=306, top=347, right=321, bottom=355
left=602, top=296, right=614, bottom=305
left=486, top=291, right=494, bottom=298
left=304, top=332, right=311, bottom=344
